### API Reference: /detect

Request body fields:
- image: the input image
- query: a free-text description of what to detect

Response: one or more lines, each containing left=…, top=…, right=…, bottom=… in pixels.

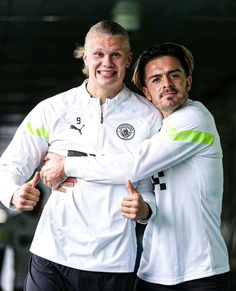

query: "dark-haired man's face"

left=142, top=56, right=192, bottom=118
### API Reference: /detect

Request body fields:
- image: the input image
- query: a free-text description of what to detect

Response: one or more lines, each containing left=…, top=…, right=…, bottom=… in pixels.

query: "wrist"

left=142, top=202, right=152, bottom=220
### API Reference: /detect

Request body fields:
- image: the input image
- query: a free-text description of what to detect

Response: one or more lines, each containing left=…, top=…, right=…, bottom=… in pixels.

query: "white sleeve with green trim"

left=0, top=101, right=51, bottom=207
left=65, top=100, right=222, bottom=183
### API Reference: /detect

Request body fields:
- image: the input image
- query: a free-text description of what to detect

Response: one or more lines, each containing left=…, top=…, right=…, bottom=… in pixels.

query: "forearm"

left=64, top=107, right=217, bottom=185
left=64, top=153, right=135, bottom=184
left=0, top=167, right=22, bottom=208
left=64, top=130, right=210, bottom=185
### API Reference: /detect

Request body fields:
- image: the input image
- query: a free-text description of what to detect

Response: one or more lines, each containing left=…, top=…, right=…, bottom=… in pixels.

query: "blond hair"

left=74, top=20, right=131, bottom=76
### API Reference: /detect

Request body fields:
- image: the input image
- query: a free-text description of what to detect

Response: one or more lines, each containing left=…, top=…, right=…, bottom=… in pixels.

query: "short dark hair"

left=132, top=42, right=194, bottom=90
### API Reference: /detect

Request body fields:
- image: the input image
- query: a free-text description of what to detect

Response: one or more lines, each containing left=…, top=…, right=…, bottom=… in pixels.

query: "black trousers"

left=134, top=272, right=231, bottom=291
left=24, top=254, right=135, bottom=291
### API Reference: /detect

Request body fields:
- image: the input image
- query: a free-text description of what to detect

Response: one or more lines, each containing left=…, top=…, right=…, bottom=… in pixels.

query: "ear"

left=83, top=53, right=88, bottom=65
left=143, top=87, right=152, bottom=101
left=186, top=75, right=192, bottom=92
left=126, top=52, right=133, bottom=68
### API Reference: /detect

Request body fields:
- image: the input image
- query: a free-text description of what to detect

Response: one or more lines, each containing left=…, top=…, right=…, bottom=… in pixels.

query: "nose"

left=102, top=55, right=113, bottom=67
left=162, top=75, right=172, bottom=88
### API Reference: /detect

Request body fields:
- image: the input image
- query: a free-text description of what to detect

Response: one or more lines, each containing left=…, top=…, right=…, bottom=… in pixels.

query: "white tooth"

left=100, top=71, right=113, bottom=75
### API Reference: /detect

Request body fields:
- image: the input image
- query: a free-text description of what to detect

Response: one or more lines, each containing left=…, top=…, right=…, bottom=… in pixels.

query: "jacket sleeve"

left=0, top=103, right=50, bottom=208
left=135, top=177, right=156, bottom=222
left=64, top=104, right=221, bottom=184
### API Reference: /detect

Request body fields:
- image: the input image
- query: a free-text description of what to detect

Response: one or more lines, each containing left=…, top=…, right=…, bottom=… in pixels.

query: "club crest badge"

left=116, top=123, right=135, bottom=140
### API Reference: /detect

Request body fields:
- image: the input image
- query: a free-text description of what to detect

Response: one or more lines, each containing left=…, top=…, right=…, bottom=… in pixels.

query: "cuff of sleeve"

left=64, top=157, right=82, bottom=178
left=1, top=184, right=20, bottom=209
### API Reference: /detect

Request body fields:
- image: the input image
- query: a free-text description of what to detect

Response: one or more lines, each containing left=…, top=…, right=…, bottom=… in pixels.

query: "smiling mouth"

left=98, top=71, right=116, bottom=77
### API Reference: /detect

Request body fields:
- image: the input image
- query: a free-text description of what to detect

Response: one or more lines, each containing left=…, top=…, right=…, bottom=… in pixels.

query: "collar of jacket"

left=80, top=79, right=131, bottom=110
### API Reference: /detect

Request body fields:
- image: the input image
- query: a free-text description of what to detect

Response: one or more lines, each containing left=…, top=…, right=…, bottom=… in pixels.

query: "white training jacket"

left=0, top=80, right=162, bottom=272
left=63, top=99, right=230, bottom=284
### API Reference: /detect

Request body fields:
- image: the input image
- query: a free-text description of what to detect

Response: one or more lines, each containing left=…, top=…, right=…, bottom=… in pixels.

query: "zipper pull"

left=100, top=99, right=104, bottom=123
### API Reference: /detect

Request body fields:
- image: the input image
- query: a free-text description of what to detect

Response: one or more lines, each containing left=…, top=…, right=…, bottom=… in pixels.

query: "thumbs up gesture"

left=121, top=180, right=151, bottom=221
left=10, top=171, right=41, bottom=211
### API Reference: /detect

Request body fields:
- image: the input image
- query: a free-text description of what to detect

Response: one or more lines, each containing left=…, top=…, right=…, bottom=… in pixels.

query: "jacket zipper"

left=100, top=102, right=104, bottom=123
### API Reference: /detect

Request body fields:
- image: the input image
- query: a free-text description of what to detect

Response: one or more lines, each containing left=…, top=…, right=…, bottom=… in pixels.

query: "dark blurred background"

left=0, top=0, right=236, bottom=290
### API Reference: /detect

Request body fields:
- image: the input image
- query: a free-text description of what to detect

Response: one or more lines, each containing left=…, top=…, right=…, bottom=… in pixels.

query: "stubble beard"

left=159, top=94, right=188, bottom=117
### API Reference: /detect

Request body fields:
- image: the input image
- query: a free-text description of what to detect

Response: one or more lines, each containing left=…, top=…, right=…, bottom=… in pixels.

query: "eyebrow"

left=92, top=48, right=124, bottom=54
left=147, top=68, right=184, bottom=81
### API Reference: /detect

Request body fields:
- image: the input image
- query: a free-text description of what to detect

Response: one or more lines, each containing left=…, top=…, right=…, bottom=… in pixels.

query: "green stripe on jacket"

left=27, top=123, right=49, bottom=141
left=167, top=126, right=215, bottom=145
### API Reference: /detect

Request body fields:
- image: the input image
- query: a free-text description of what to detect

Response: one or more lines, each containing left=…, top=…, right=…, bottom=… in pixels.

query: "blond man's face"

left=83, top=33, right=132, bottom=94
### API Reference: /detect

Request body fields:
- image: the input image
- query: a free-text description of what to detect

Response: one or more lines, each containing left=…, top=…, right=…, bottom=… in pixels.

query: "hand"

left=121, top=180, right=151, bottom=221
left=40, top=152, right=67, bottom=189
left=11, top=171, right=41, bottom=211
left=56, top=177, right=77, bottom=193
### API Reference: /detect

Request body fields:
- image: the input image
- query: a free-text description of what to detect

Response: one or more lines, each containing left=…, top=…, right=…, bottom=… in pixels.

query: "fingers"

left=124, top=180, right=139, bottom=203
left=43, top=152, right=57, bottom=162
left=46, top=152, right=57, bottom=159
left=40, top=173, right=49, bottom=188
left=11, top=171, right=41, bottom=211
left=43, top=155, right=49, bottom=162
left=126, top=179, right=136, bottom=194
left=121, top=206, right=138, bottom=220
left=41, top=152, right=74, bottom=190
left=122, top=180, right=146, bottom=220
left=56, top=185, right=67, bottom=193
left=121, top=193, right=141, bottom=221
left=40, top=154, right=66, bottom=189
left=121, top=197, right=139, bottom=207
left=28, top=171, right=40, bottom=188
left=122, top=197, right=150, bottom=221
left=64, top=177, right=77, bottom=183
left=40, top=170, right=56, bottom=189
left=50, top=177, right=77, bottom=192
left=11, top=184, right=41, bottom=211
left=59, top=177, right=77, bottom=187
left=16, top=196, right=39, bottom=211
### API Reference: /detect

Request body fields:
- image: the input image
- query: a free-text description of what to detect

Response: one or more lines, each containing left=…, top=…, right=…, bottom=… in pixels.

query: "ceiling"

left=0, top=0, right=236, bottom=127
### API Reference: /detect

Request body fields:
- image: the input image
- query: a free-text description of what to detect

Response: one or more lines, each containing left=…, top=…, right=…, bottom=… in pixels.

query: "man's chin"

left=161, top=104, right=179, bottom=115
